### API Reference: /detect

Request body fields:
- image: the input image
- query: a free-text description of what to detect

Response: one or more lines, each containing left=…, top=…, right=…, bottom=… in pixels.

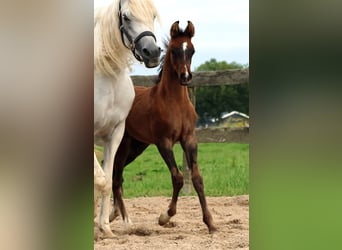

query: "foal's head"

left=167, top=21, right=195, bottom=85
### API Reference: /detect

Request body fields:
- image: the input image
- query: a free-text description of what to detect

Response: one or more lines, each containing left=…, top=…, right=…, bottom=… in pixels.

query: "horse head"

left=169, top=21, right=195, bottom=85
left=119, top=0, right=161, bottom=68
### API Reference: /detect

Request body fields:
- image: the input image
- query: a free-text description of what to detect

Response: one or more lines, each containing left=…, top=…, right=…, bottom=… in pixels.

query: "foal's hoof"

left=123, top=217, right=133, bottom=226
left=158, top=213, right=171, bottom=226
left=109, top=208, right=120, bottom=222
left=209, top=225, right=218, bottom=234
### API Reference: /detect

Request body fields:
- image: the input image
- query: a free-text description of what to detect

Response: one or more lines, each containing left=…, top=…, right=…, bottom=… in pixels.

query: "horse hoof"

left=209, top=225, right=218, bottom=234
left=158, top=213, right=170, bottom=226
left=102, top=229, right=115, bottom=239
left=94, top=228, right=100, bottom=241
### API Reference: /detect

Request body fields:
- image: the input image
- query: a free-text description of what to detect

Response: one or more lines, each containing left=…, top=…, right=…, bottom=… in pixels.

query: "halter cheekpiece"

left=118, top=0, right=157, bottom=62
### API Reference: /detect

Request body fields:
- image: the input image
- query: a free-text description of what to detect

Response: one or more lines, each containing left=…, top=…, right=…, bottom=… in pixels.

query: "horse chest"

left=94, top=73, right=134, bottom=137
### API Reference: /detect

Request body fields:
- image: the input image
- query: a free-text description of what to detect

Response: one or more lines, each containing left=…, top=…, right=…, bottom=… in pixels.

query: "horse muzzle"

left=138, top=47, right=161, bottom=68
left=135, top=36, right=161, bottom=68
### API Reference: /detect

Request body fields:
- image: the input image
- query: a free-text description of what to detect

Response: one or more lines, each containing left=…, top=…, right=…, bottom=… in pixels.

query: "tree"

left=195, top=59, right=249, bottom=126
left=195, top=59, right=247, bottom=71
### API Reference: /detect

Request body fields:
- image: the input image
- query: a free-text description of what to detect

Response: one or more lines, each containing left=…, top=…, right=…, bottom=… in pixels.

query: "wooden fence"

left=131, top=68, right=249, bottom=87
left=131, top=68, right=249, bottom=193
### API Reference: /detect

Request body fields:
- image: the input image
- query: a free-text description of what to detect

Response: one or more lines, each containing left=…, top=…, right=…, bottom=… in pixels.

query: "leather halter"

left=118, top=0, right=157, bottom=62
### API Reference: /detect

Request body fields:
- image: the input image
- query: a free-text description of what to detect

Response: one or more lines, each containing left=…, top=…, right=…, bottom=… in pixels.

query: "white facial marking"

left=182, top=42, right=188, bottom=51
left=184, top=65, right=189, bottom=78
left=182, top=42, right=189, bottom=78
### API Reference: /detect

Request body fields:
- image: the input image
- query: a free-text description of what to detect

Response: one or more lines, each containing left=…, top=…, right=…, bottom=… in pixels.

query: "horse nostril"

left=142, top=48, right=150, bottom=57
left=156, top=47, right=162, bottom=57
left=142, top=46, right=161, bottom=59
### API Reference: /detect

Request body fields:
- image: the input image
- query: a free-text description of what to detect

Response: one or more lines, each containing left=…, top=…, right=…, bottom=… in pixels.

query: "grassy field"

left=95, top=143, right=249, bottom=198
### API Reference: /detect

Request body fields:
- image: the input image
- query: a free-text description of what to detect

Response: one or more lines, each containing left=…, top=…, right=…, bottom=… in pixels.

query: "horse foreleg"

left=157, top=144, right=184, bottom=226
left=94, top=152, right=106, bottom=187
left=94, top=151, right=105, bottom=221
left=181, top=138, right=217, bottom=233
left=99, top=121, right=126, bottom=238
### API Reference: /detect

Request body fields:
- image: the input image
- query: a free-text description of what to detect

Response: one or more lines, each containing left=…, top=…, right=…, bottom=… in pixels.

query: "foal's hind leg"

left=157, top=142, right=184, bottom=226
left=110, top=134, right=149, bottom=224
left=181, top=136, right=217, bottom=233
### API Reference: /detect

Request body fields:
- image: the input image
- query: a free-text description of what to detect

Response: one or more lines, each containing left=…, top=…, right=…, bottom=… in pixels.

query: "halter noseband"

left=118, top=0, right=157, bottom=62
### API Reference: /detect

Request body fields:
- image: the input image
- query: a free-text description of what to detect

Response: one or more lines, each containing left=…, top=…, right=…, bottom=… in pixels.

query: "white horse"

left=94, top=0, right=161, bottom=238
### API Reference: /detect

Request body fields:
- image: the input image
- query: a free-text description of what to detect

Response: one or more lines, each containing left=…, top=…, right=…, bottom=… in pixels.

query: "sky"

left=94, top=0, right=249, bottom=75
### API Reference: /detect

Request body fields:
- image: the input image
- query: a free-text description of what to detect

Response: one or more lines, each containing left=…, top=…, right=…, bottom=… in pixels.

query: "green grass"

left=95, top=143, right=249, bottom=198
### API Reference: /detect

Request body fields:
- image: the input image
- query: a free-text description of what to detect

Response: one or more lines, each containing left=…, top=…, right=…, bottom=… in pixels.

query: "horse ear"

left=185, top=21, right=195, bottom=38
left=170, top=21, right=180, bottom=38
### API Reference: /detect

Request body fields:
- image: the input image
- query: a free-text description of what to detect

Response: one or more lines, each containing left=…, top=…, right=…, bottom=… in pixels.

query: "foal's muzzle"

left=180, top=72, right=192, bottom=85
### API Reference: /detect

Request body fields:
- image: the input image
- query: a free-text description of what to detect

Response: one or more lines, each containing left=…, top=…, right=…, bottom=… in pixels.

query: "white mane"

left=94, top=0, right=160, bottom=78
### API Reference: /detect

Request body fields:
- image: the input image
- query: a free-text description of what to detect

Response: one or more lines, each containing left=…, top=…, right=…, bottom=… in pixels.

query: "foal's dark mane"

left=155, top=38, right=169, bottom=84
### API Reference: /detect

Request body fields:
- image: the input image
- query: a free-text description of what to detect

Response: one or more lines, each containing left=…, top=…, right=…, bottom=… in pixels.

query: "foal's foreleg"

left=181, top=138, right=217, bottom=233
left=157, top=144, right=184, bottom=225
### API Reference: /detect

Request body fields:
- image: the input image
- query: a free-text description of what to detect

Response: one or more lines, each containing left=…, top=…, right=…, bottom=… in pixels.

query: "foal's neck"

left=158, top=60, right=189, bottom=100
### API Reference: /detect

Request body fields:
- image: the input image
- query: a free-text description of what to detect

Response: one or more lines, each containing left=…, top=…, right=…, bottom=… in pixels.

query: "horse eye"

left=123, top=14, right=130, bottom=22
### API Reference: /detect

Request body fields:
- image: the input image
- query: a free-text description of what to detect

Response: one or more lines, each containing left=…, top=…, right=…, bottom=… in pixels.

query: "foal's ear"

left=185, top=21, right=195, bottom=38
left=170, top=21, right=180, bottom=38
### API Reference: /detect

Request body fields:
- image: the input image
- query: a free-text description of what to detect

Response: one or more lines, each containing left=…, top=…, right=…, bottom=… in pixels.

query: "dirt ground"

left=94, top=195, right=249, bottom=250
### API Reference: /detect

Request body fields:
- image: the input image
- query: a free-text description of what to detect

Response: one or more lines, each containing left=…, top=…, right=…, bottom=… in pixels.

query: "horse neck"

left=94, top=3, right=132, bottom=78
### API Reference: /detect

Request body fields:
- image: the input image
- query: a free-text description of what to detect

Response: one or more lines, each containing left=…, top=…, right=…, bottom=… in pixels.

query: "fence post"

left=182, top=86, right=196, bottom=194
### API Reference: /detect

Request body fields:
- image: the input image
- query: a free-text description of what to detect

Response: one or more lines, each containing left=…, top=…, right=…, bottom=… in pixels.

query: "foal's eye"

left=186, top=49, right=195, bottom=57
left=171, top=48, right=182, bottom=57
